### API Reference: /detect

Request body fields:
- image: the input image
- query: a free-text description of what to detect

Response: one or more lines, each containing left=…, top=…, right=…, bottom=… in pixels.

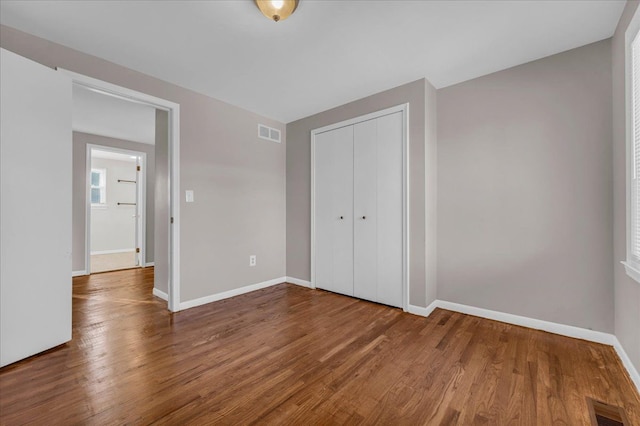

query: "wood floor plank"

left=1, top=267, right=639, bottom=425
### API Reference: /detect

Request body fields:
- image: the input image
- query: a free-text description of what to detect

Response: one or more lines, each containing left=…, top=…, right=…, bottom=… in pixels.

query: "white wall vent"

left=258, top=124, right=281, bottom=143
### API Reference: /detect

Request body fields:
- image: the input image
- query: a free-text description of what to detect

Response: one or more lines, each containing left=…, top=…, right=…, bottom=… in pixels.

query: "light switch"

left=185, top=190, right=194, bottom=203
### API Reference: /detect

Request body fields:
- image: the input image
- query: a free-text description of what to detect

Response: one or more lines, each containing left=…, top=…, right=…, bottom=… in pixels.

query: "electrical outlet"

left=249, top=255, right=256, bottom=267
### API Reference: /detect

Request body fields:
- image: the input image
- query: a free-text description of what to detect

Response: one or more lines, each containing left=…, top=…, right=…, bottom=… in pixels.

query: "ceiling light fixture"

left=255, top=0, right=299, bottom=22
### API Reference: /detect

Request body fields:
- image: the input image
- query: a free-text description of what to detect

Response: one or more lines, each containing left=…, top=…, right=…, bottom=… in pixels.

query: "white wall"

left=90, top=156, right=136, bottom=253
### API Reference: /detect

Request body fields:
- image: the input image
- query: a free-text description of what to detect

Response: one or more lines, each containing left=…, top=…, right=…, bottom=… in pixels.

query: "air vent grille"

left=258, top=124, right=281, bottom=143
left=587, top=398, right=628, bottom=426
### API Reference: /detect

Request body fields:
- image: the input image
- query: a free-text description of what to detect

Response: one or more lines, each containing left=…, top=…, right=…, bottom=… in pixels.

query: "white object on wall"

left=258, top=124, right=281, bottom=143
left=1, top=48, right=72, bottom=367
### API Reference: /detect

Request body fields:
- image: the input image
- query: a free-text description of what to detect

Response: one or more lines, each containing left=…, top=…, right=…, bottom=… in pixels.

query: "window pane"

left=91, top=188, right=101, bottom=204
left=633, top=32, right=640, bottom=258
left=91, top=172, right=100, bottom=187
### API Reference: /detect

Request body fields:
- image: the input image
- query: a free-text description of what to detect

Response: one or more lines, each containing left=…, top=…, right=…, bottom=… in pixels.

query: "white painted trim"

left=169, top=107, right=181, bottom=312
left=153, top=287, right=168, bottom=301
left=61, top=68, right=181, bottom=312
left=85, top=145, right=91, bottom=275
left=179, top=277, right=286, bottom=310
left=310, top=103, right=410, bottom=311
left=90, top=249, right=135, bottom=255
left=310, top=125, right=316, bottom=291
left=145, top=262, right=155, bottom=267
left=286, top=276, right=312, bottom=288
left=622, top=260, right=640, bottom=284
left=87, top=144, right=146, bottom=275
left=436, top=300, right=615, bottom=345
left=312, top=104, right=408, bottom=135
left=408, top=301, right=438, bottom=318
left=72, top=270, right=87, bottom=277
left=136, top=154, right=146, bottom=269
left=403, top=104, right=410, bottom=312
left=613, top=337, right=640, bottom=392
left=405, top=299, right=640, bottom=393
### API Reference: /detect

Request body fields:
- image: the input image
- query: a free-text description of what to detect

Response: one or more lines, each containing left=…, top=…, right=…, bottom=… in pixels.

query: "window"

left=91, top=168, right=106, bottom=206
left=624, top=11, right=640, bottom=284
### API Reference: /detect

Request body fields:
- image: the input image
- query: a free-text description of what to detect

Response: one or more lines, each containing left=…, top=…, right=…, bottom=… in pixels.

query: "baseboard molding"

left=91, top=249, right=135, bottom=255
left=407, top=300, right=438, bottom=317
left=153, top=288, right=168, bottom=301
left=285, top=276, right=312, bottom=288
left=179, top=276, right=287, bottom=310
left=613, top=337, right=640, bottom=393
left=436, top=300, right=616, bottom=345
left=144, top=262, right=155, bottom=267
left=72, top=270, right=87, bottom=277
left=406, top=299, right=639, bottom=393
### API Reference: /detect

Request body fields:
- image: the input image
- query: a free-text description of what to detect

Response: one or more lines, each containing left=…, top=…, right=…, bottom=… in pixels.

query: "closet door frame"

left=310, top=103, right=409, bottom=312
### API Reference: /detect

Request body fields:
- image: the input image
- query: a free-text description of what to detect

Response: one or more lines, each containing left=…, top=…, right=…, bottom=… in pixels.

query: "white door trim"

left=310, top=103, right=410, bottom=312
left=87, top=144, right=147, bottom=271
left=61, top=68, right=181, bottom=312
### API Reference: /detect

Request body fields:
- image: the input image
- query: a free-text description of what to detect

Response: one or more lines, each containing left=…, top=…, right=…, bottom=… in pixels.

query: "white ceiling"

left=73, top=85, right=156, bottom=145
left=0, top=0, right=626, bottom=123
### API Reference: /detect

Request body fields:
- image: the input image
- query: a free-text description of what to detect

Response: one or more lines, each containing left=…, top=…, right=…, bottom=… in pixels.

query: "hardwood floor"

left=1, top=268, right=639, bottom=425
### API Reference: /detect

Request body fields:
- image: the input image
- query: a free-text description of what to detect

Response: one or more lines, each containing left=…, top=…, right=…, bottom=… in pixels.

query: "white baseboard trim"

left=406, top=299, right=639, bottom=393
left=285, top=276, right=312, bottom=288
left=72, top=270, right=87, bottom=277
left=436, top=300, right=616, bottom=345
left=613, top=337, right=640, bottom=392
left=153, top=288, right=168, bottom=301
left=144, top=262, right=155, bottom=267
left=179, top=276, right=287, bottom=310
left=91, top=249, right=135, bottom=255
left=407, top=300, right=438, bottom=317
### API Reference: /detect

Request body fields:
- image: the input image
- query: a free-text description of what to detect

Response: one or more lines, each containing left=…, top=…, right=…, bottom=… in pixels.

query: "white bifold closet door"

left=353, top=112, right=403, bottom=307
left=314, top=125, right=354, bottom=297
left=314, top=110, right=403, bottom=308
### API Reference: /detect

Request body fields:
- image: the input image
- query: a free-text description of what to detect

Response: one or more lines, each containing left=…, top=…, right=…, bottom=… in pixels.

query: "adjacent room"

left=71, top=83, right=159, bottom=275
left=1, top=0, right=639, bottom=424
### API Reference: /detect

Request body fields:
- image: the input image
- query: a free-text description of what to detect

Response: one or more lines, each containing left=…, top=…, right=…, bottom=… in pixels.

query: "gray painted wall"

left=286, top=79, right=437, bottom=307
left=2, top=25, right=286, bottom=303
left=154, top=110, right=169, bottom=294
left=72, top=132, right=155, bottom=271
left=612, top=0, right=640, bottom=373
left=437, top=39, right=614, bottom=332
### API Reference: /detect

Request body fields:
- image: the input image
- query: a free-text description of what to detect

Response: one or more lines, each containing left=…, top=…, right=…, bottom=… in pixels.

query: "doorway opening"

left=63, top=68, right=181, bottom=312
left=87, top=146, right=147, bottom=274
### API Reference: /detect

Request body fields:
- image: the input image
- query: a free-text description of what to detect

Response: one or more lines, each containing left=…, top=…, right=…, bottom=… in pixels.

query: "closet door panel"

left=314, top=126, right=354, bottom=296
left=353, top=119, right=378, bottom=302
left=376, top=112, right=404, bottom=307
left=314, top=131, right=334, bottom=292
